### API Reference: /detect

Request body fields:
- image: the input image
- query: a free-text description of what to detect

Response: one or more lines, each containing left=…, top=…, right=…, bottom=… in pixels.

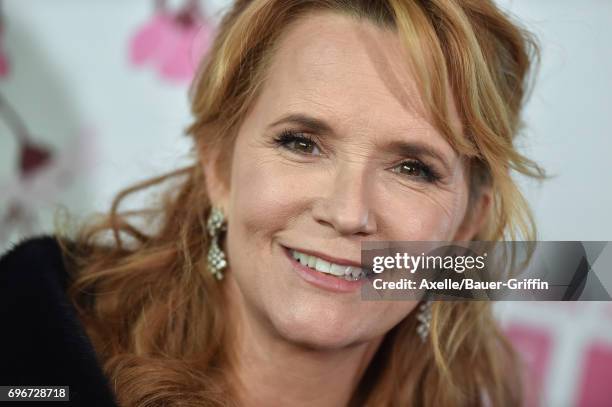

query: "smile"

left=289, top=249, right=366, bottom=281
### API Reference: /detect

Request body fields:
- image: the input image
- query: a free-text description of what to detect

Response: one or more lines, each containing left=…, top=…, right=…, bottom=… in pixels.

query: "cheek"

left=229, top=151, right=306, bottom=239
left=375, top=186, right=469, bottom=241
left=225, top=139, right=315, bottom=288
left=224, top=145, right=298, bottom=311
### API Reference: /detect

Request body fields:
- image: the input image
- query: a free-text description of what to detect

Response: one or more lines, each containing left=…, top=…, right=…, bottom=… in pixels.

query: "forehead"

left=256, top=11, right=460, bottom=150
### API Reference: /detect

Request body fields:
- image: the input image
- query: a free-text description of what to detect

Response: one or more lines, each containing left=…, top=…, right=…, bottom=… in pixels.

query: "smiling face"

left=205, top=11, right=487, bottom=349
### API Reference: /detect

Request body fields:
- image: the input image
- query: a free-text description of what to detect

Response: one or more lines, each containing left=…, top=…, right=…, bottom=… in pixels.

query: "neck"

left=224, top=277, right=383, bottom=407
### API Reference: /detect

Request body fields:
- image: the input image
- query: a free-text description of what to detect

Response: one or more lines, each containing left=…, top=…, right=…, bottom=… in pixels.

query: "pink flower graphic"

left=0, top=44, right=9, bottom=78
left=0, top=93, right=53, bottom=178
left=129, top=0, right=214, bottom=83
left=578, top=342, right=612, bottom=407
left=19, top=141, right=53, bottom=178
left=505, top=324, right=552, bottom=407
left=0, top=92, right=95, bottom=244
left=0, top=129, right=95, bottom=244
left=0, top=6, right=10, bottom=78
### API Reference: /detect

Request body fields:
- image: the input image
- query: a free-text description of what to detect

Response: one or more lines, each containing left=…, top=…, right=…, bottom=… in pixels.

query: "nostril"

left=311, top=188, right=376, bottom=235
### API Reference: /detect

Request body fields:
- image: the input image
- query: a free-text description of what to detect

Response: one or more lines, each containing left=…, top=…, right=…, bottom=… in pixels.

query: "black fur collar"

left=0, top=235, right=118, bottom=406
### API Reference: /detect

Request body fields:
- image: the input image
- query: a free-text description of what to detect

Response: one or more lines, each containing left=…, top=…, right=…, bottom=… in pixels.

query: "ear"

left=200, top=144, right=230, bottom=211
left=452, top=187, right=492, bottom=241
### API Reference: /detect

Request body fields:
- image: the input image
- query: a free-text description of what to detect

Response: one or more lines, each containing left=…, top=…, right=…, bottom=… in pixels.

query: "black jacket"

left=0, top=235, right=119, bottom=407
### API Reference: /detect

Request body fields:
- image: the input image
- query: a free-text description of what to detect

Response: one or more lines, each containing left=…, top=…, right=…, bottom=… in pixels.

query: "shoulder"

left=0, top=235, right=119, bottom=407
left=0, top=235, right=70, bottom=293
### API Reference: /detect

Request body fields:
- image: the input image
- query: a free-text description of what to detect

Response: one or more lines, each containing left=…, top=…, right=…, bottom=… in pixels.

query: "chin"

left=277, top=324, right=364, bottom=351
left=267, top=305, right=371, bottom=350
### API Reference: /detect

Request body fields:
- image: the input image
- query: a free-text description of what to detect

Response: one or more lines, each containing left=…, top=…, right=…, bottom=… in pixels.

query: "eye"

left=391, top=160, right=441, bottom=183
left=273, top=130, right=322, bottom=156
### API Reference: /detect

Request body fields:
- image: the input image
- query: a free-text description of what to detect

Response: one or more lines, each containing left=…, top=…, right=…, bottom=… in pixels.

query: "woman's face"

left=206, top=12, right=486, bottom=349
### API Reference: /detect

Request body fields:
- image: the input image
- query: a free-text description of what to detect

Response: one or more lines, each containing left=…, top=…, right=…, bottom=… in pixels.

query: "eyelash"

left=273, top=129, right=322, bottom=156
left=272, top=129, right=442, bottom=184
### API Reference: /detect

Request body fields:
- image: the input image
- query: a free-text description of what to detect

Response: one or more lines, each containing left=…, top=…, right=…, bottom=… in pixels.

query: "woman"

left=0, top=0, right=546, bottom=405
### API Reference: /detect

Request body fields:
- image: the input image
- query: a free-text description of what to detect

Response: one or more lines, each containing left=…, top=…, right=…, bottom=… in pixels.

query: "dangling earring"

left=206, top=206, right=228, bottom=280
left=416, top=300, right=433, bottom=343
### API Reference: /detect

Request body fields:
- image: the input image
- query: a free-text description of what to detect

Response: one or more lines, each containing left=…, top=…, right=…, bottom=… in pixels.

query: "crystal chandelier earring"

left=416, top=300, right=433, bottom=342
left=206, top=206, right=228, bottom=280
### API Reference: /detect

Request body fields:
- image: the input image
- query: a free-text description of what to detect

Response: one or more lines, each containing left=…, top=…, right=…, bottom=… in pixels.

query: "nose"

left=311, top=163, right=377, bottom=236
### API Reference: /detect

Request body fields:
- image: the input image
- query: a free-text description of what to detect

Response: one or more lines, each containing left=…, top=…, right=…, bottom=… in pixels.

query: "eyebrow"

left=268, top=113, right=333, bottom=134
left=268, top=113, right=453, bottom=173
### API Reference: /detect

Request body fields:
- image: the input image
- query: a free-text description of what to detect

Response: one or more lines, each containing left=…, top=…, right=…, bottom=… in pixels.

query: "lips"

left=289, top=249, right=366, bottom=280
left=282, top=245, right=369, bottom=293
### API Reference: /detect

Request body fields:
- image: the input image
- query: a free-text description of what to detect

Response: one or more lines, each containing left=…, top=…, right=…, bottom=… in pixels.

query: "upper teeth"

left=291, top=250, right=365, bottom=280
